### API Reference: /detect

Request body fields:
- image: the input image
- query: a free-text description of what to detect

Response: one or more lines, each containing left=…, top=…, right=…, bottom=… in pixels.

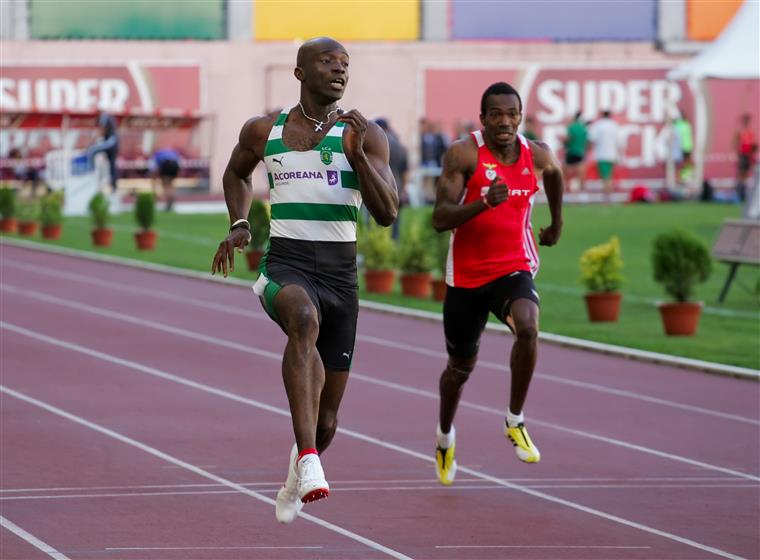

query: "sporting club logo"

left=327, top=170, right=339, bottom=186
left=320, top=146, right=333, bottom=165
left=483, top=163, right=498, bottom=181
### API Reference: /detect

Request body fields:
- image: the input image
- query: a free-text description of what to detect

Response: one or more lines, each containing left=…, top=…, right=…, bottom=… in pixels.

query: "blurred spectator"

left=673, top=110, right=694, bottom=186
left=734, top=113, right=757, bottom=202
left=87, top=111, right=120, bottom=193
left=522, top=115, right=538, bottom=141
left=420, top=118, right=448, bottom=203
left=562, top=111, right=588, bottom=192
left=375, top=118, right=408, bottom=238
left=8, top=148, right=40, bottom=195
left=588, top=110, right=620, bottom=201
left=454, top=119, right=476, bottom=142
left=149, top=147, right=182, bottom=212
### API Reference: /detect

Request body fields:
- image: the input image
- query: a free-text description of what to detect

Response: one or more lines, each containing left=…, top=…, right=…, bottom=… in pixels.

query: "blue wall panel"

left=451, top=1, right=656, bottom=41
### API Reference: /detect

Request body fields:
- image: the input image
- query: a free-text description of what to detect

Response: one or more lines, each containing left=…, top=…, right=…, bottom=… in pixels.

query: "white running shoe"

left=275, top=444, right=302, bottom=523
left=297, top=453, right=330, bottom=503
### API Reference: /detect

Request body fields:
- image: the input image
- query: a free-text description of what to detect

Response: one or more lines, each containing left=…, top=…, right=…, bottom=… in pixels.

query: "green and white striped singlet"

left=263, top=108, right=362, bottom=242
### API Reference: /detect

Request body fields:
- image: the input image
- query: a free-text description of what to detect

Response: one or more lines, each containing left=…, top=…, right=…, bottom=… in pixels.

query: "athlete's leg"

left=316, top=370, right=349, bottom=453
left=273, top=285, right=324, bottom=452
left=506, top=298, right=539, bottom=414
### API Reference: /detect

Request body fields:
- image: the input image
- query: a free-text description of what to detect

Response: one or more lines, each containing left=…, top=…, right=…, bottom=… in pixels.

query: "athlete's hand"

left=211, top=228, right=251, bottom=278
left=484, top=176, right=509, bottom=207
left=538, top=222, right=562, bottom=246
left=338, top=109, right=369, bottom=160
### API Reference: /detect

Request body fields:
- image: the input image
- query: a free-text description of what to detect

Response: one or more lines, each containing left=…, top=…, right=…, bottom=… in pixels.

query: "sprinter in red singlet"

left=431, top=82, right=564, bottom=485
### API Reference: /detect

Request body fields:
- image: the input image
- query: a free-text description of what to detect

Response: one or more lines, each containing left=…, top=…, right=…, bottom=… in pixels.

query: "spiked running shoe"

left=275, top=444, right=303, bottom=523
left=297, top=453, right=330, bottom=503
left=504, top=422, right=541, bottom=463
left=435, top=441, right=457, bottom=485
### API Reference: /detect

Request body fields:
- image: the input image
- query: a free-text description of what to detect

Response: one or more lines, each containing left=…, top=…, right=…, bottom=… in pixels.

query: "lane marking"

left=0, top=326, right=751, bottom=560
left=0, top=515, right=71, bottom=560
left=2, top=307, right=757, bottom=483
left=105, top=546, right=322, bottom=551
left=0, top=386, right=413, bottom=560
left=2, top=266, right=755, bottom=425
left=1, top=476, right=745, bottom=494
left=435, top=545, right=652, bottom=549
left=2, top=483, right=756, bottom=502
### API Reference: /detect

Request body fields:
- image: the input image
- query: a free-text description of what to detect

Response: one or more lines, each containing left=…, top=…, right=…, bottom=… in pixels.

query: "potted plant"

left=398, top=221, right=433, bottom=298
left=359, top=219, right=396, bottom=294
left=134, top=192, right=157, bottom=250
left=579, top=236, right=624, bottom=322
left=0, top=186, right=17, bottom=233
left=652, top=229, right=712, bottom=335
left=16, top=198, right=39, bottom=236
left=88, top=192, right=112, bottom=247
left=245, top=198, right=270, bottom=271
left=40, top=190, right=64, bottom=240
left=431, top=229, right=450, bottom=302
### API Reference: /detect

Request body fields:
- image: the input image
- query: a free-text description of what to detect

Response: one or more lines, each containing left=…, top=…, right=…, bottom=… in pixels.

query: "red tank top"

left=447, top=131, right=540, bottom=288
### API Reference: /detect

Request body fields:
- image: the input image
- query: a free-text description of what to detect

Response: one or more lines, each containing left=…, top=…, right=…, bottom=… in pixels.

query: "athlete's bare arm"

left=530, top=140, right=564, bottom=247
left=339, top=110, right=398, bottom=226
left=432, top=139, right=508, bottom=231
left=211, top=113, right=276, bottom=277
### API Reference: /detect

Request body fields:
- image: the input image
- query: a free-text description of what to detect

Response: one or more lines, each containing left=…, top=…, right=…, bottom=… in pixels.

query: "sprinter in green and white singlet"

left=211, top=37, right=399, bottom=522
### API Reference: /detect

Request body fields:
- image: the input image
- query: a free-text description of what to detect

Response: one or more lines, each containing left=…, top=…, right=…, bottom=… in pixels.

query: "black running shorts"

left=443, top=270, right=540, bottom=359
left=257, top=237, right=359, bottom=371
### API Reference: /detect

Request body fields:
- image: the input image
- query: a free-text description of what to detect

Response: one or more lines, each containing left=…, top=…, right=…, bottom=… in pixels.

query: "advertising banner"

left=425, top=65, right=757, bottom=185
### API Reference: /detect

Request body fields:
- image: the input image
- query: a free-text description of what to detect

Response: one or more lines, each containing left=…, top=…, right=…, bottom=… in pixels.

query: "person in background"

left=522, top=115, right=538, bottom=141
left=375, top=118, right=408, bottom=238
left=673, top=110, right=694, bottom=187
left=149, top=147, right=182, bottom=212
left=562, top=111, right=588, bottom=192
left=588, top=110, right=620, bottom=201
left=734, top=113, right=757, bottom=202
left=87, top=111, right=120, bottom=193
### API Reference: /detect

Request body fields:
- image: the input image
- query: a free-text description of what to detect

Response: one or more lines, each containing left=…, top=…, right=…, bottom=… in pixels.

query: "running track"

left=1, top=244, right=758, bottom=560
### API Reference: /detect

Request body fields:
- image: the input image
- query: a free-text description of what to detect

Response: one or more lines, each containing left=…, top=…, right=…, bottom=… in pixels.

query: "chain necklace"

left=298, top=102, right=340, bottom=132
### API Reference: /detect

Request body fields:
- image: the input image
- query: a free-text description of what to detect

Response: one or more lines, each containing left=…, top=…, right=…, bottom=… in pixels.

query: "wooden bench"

left=712, top=219, right=760, bottom=303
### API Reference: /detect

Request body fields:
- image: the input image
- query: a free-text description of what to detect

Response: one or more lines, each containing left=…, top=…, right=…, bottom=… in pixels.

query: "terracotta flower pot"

left=400, top=272, right=432, bottom=298
left=364, top=270, right=395, bottom=294
left=432, top=279, right=447, bottom=302
left=17, top=221, right=38, bottom=236
left=41, top=224, right=62, bottom=240
left=584, top=292, right=622, bottom=322
left=135, top=230, right=157, bottom=250
left=0, top=218, right=17, bottom=233
left=91, top=228, right=113, bottom=247
left=658, top=301, right=702, bottom=336
left=246, top=249, right=265, bottom=271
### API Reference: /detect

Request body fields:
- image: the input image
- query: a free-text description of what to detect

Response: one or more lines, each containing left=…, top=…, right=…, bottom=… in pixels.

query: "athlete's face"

left=298, top=46, right=350, bottom=101
left=481, top=94, right=522, bottom=148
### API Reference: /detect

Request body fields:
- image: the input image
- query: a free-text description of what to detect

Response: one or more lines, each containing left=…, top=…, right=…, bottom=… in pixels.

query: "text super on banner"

left=424, top=66, right=758, bottom=185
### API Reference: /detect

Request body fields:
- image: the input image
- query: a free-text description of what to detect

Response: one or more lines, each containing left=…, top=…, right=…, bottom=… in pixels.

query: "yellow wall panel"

left=254, top=0, right=419, bottom=41
left=687, top=0, right=743, bottom=41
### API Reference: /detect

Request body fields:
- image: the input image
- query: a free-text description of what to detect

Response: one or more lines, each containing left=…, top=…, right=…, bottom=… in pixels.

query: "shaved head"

left=296, top=37, right=347, bottom=67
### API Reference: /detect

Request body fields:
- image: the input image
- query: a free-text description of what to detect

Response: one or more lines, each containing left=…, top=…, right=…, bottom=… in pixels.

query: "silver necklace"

left=298, top=102, right=339, bottom=132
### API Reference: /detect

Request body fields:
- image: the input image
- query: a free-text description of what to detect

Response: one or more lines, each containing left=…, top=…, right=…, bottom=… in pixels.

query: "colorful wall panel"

left=254, top=0, right=419, bottom=41
left=687, top=0, right=744, bottom=41
left=450, top=0, right=656, bottom=41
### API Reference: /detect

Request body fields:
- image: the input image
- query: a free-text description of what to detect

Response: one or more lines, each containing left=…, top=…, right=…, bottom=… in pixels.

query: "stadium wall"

left=1, top=40, right=755, bottom=192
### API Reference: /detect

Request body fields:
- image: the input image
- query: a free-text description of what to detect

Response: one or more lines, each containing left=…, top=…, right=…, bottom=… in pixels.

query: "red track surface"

left=1, top=244, right=758, bottom=560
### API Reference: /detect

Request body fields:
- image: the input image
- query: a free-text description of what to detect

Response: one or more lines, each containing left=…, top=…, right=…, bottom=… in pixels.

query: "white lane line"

left=107, top=547, right=320, bottom=552
left=0, top=386, right=413, bottom=560
left=436, top=545, right=651, bottom=549
left=2, top=300, right=757, bottom=483
left=0, top=476, right=744, bottom=494
left=3, top=261, right=756, bottom=424
left=2, top=483, right=756, bottom=502
left=0, top=515, right=71, bottom=560
left=0, top=325, right=749, bottom=560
